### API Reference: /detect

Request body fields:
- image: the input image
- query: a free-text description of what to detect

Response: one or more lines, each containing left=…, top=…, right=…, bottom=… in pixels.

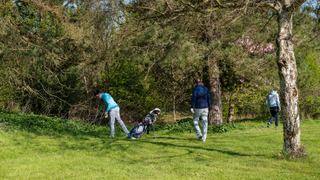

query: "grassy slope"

left=0, top=112, right=319, bottom=179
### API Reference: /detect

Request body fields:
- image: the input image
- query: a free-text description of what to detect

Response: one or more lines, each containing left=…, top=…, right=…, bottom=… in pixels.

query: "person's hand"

left=279, top=108, right=281, bottom=111
left=105, top=112, right=108, bottom=118
left=190, top=108, right=194, bottom=114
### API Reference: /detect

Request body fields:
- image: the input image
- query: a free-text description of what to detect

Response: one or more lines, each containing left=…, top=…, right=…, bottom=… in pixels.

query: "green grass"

left=0, top=111, right=320, bottom=179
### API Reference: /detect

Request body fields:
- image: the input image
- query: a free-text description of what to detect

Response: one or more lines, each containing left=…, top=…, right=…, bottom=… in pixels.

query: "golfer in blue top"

left=266, top=90, right=281, bottom=128
left=191, top=78, right=211, bottom=142
left=95, top=90, right=129, bottom=137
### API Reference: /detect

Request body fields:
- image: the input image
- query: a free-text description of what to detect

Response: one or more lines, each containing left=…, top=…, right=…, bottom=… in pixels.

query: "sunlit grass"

left=1, top=119, right=319, bottom=179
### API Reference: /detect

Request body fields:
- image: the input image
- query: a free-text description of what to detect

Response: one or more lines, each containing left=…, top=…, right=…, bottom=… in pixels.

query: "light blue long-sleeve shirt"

left=266, top=91, right=281, bottom=110
left=101, top=93, right=119, bottom=113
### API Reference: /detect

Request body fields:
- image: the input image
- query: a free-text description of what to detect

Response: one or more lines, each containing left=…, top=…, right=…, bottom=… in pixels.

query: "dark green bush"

left=0, top=109, right=113, bottom=136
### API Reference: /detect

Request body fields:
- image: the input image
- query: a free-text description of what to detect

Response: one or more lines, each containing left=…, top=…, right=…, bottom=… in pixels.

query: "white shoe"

left=197, top=135, right=203, bottom=141
left=202, top=138, right=206, bottom=142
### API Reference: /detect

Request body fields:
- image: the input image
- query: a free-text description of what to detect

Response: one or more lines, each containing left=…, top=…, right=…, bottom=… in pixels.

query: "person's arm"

left=266, top=96, right=269, bottom=111
left=106, top=104, right=111, bottom=113
left=191, top=88, right=197, bottom=108
left=207, top=88, right=211, bottom=107
left=276, top=94, right=281, bottom=110
left=102, top=93, right=111, bottom=113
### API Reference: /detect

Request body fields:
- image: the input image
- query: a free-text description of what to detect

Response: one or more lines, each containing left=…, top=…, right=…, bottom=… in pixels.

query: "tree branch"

left=179, top=0, right=195, bottom=8
left=166, top=0, right=173, bottom=11
left=260, top=13, right=275, bottom=32
left=214, top=0, right=276, bottom=9
left=288, top=0, right=307, bottom=13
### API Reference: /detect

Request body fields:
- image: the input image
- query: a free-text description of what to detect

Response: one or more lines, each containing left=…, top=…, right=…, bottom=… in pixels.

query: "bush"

left=156, top=118, right=239, bottom=133
left=0, top=110, right=268, bottom=137
left=155, top=118, right=194, bottom=133
left=0, top=109, right=113, bottom=136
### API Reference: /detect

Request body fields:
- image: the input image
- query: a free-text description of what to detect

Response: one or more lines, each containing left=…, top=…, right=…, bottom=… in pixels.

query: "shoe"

left=202, top=138, right=206, bottom=142
left=267, top=123, right=270, bottom=128
left=197, top=135, right=203, bottom=141
left=109, top=135, right=114, bottom=137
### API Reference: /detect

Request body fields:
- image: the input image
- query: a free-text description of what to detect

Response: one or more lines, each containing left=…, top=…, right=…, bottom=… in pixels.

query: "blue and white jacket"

left=266, top=91, right=281, bottom=110
left=101, top=93, right=119, bottom=113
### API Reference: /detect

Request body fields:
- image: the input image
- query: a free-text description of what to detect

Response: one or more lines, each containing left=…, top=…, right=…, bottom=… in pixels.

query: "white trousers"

left=109, top=107, right=129, bottom=136
left=193, top=108, right=209, bottom=141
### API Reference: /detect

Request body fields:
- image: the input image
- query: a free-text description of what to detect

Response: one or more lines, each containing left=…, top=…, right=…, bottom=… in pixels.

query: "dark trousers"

left=269, top=107, right=279, bottom=126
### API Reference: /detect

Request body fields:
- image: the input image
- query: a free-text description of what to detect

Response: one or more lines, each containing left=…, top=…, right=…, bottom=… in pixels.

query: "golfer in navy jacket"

left=191, top=78, right=211, bottom=142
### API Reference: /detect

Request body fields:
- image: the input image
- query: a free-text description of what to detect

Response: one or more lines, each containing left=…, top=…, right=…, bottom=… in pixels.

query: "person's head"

left=272, top=88, right=279, bottom=94
left=94, top=90, right=102, bottom=99
left=194, top=78, right=202, bottom=85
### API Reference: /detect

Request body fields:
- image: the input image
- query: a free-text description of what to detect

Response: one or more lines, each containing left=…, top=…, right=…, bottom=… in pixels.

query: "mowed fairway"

left=1, top=121, right=320, bottom=180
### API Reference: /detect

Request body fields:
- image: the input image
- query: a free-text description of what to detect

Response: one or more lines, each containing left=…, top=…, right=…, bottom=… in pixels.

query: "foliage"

left=294, top=5, right=320, bottom=119
left=0, top=109, right=116, bottom=136
left=0, top=109, right=269, bottom=137
left=155, top=117, right=267, bottom=133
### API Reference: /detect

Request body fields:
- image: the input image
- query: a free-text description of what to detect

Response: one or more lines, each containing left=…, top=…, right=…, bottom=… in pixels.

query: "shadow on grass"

left=236, top=115, right=270, bottom=123
left=32, top=133, right=262, bottom=158
left=138, top=138, right=263, bottom=157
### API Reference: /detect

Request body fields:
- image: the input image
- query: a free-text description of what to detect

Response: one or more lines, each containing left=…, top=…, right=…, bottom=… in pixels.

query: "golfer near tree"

left=266, top=89, right=281, bottom=128
left=190, top=78, right=211, bottom=142
left=95, top=90, right=129, bottom=137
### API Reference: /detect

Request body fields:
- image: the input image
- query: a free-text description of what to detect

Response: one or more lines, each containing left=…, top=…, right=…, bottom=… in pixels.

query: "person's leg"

left=275, top=109, right=279, bottom=127
left=268, top=116, right=275, bottom=127
left=200, top=108, right=209, bottom=142
left=113, top=107, right=129, bottom=135
left=108, top=110, right=115, bottom=137
left=268, top=108, right=276, bottom=127
left=193, top=109, right=202, bottom=139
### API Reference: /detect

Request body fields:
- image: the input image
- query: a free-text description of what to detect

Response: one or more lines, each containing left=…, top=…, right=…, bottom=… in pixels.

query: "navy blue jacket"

left=191, top=84, right=211, bottom=109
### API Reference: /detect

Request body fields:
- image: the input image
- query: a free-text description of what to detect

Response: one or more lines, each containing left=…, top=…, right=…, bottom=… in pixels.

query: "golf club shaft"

left=152, top=123, right=157, bottom=139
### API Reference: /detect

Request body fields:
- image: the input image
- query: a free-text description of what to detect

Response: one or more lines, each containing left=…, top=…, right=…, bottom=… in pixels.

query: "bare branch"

left=259, top=13, right=276, bottom=32
left=179, top=0, right=195, bottom=8
left=39, top=82, right=71, bottom=106
left=166, top=0, right=173, bottom=11
left=215, top=0, right=277, bottom=9
left=288, top=0, right=307, bottom=13
left=216, top=0, right=227, bottom=8
left=144, top=55, right=156, bottom=82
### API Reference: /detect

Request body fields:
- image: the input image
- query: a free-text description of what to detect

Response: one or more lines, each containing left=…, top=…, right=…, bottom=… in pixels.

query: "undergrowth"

left=0, top=109, right=269, bottom=136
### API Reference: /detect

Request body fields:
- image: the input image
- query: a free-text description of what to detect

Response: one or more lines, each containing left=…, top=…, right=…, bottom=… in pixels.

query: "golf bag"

left=128, top=108, right=160, bottom=139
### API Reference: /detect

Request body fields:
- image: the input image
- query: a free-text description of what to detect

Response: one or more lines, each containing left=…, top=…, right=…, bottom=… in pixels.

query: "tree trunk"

left=277, top=8, right=301, bottom=154
left=203, top=61, right=223, bottom=125
left=227, top=93, right=234, bottom=124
